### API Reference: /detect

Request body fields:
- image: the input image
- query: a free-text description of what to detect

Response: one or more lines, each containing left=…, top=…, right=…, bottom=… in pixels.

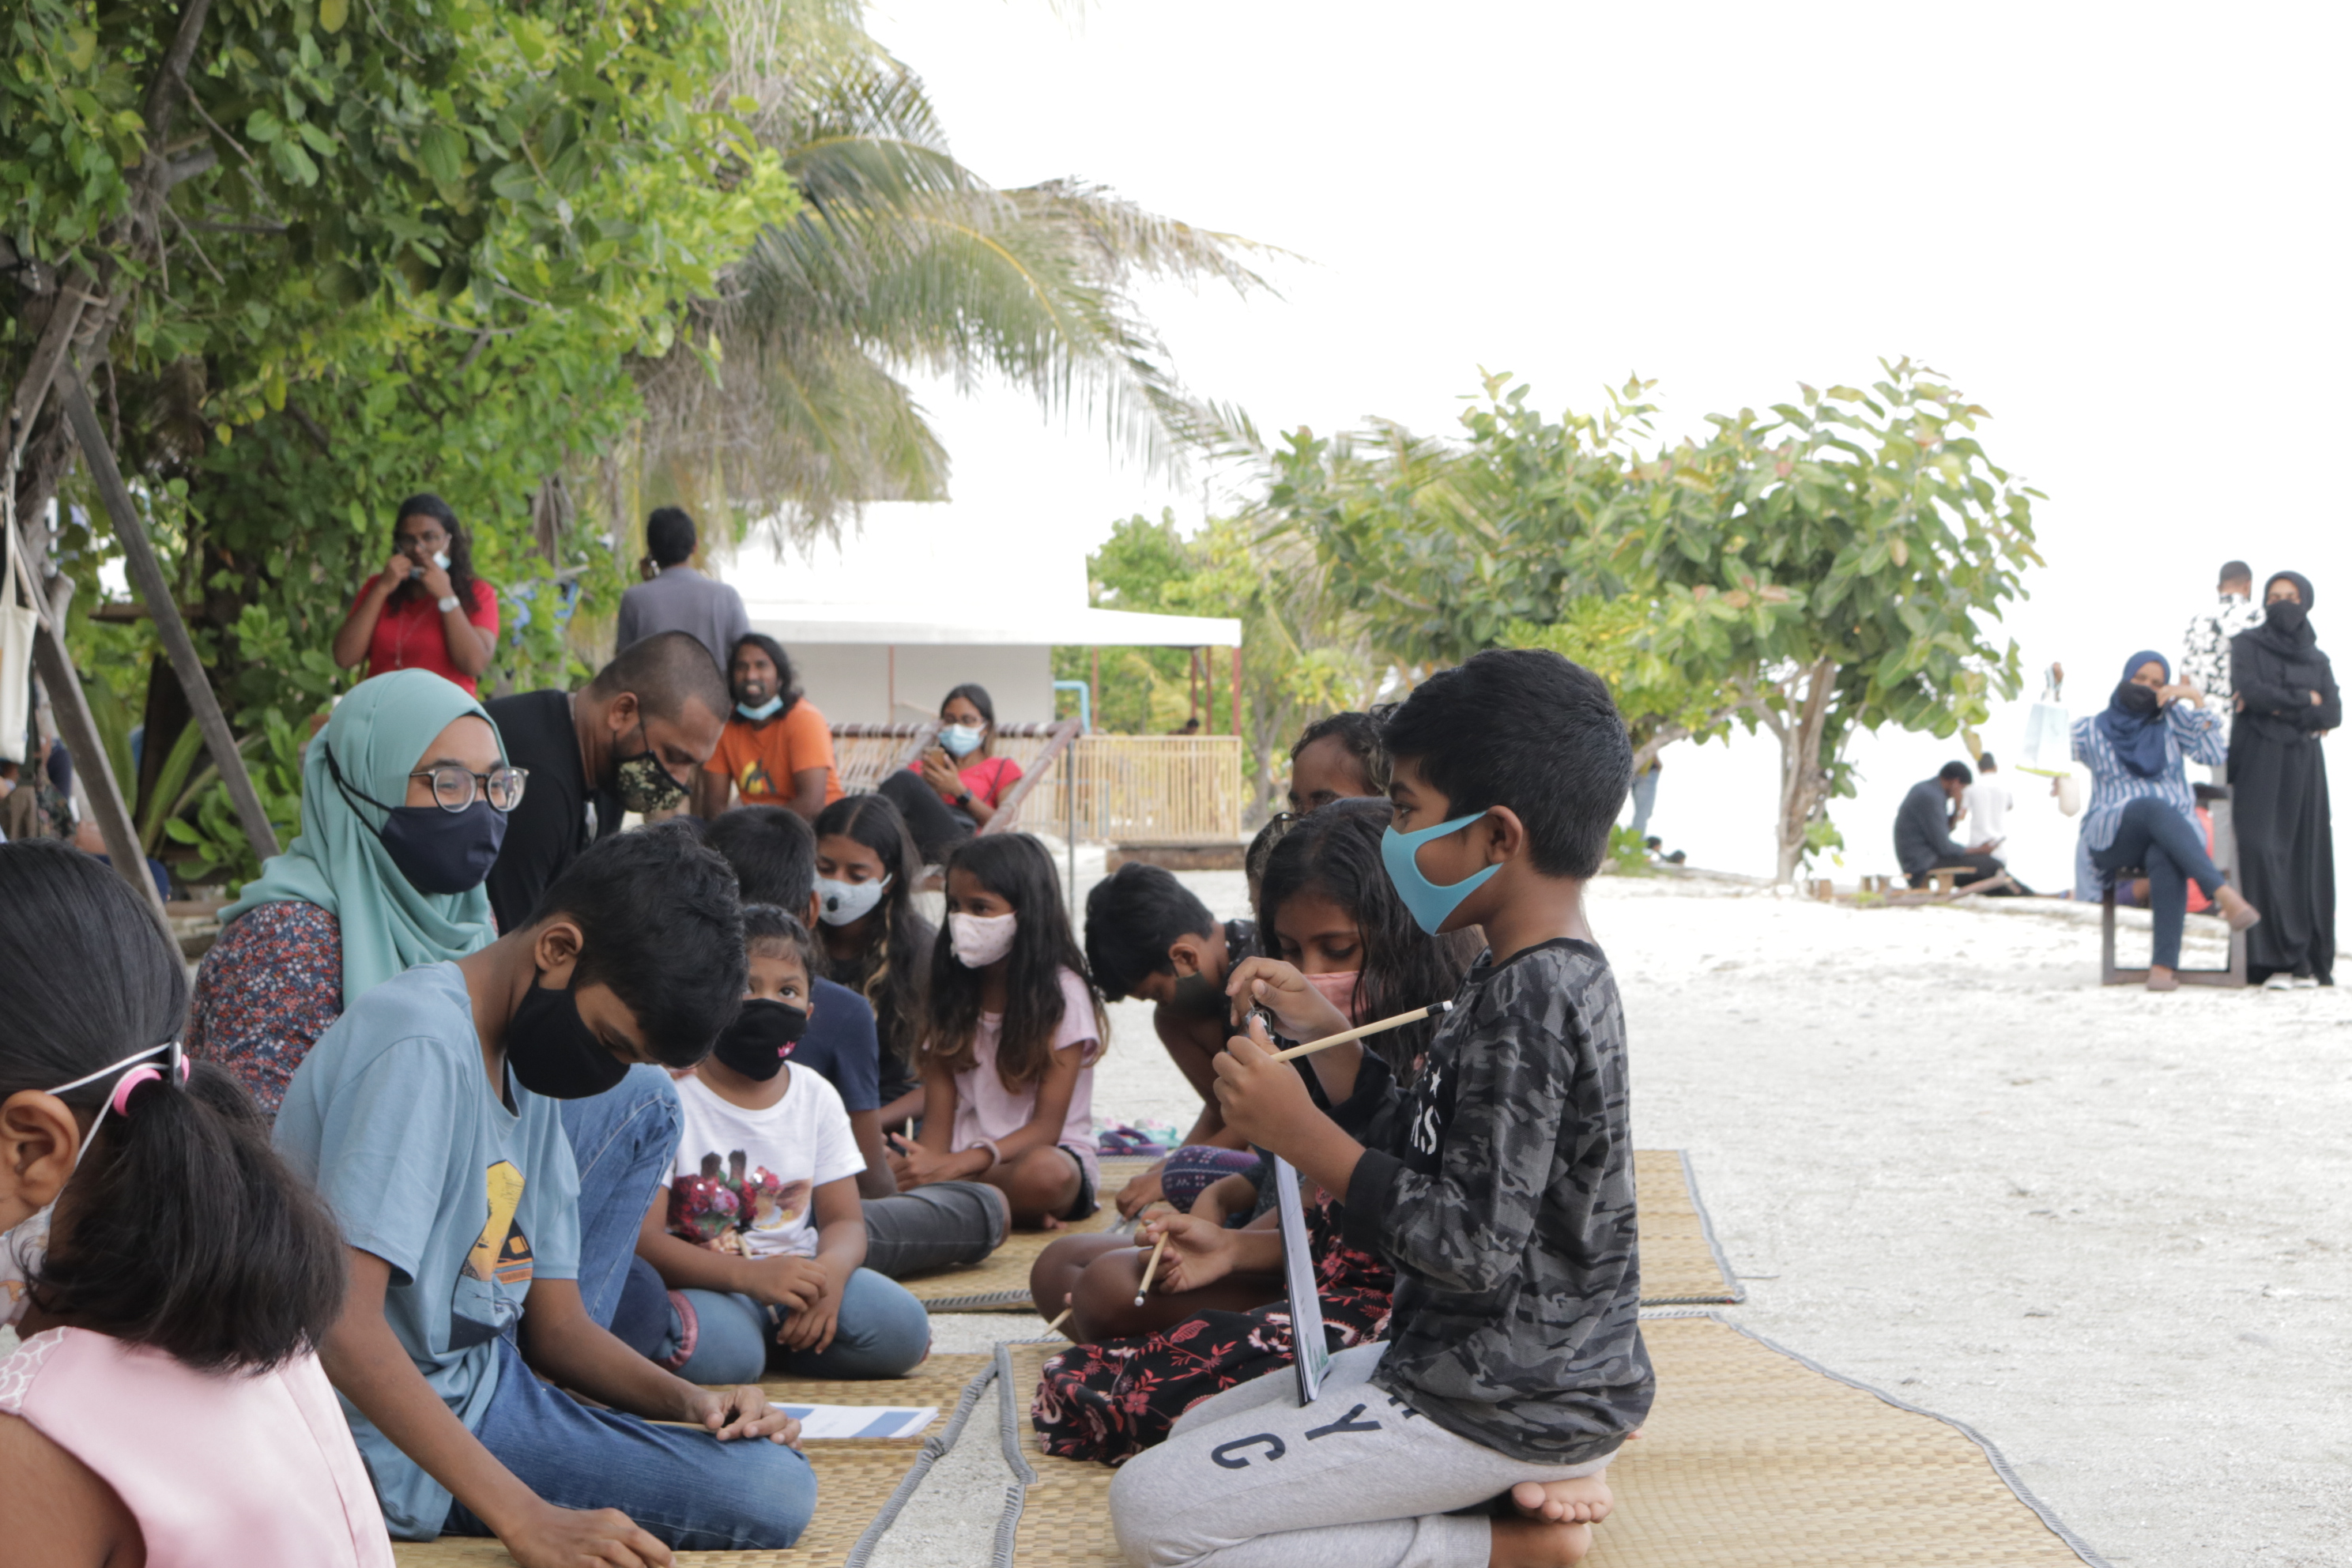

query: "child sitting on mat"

left=888, top=834, right=1106, bottom=1229
left=635, top=904, right=932, bottom=1381
left=1032, top=799, right=1472, bottom=1351
left=1108, top=650, right=1653, bottom=1568
left=0, top=843, right=391, bottom=1567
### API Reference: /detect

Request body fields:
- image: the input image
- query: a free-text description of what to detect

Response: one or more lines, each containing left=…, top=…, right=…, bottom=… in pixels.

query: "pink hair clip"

left=107, top=1054, right=187, bottom=1117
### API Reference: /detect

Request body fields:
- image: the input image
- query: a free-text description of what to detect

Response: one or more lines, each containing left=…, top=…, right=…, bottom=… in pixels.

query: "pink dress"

left=948, top=966, right=1102, bottom=1189
left=0, top=1326, right=393, bottom=1567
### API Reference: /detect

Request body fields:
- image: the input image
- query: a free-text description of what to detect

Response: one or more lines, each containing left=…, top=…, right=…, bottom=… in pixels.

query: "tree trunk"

left=1770, top=657, right=1839, bottom=886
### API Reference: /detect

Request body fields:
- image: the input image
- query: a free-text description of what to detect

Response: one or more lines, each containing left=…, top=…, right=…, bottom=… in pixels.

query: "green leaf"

left=246, top=107, right=283, bottom=143
left=418, top=126, right=465, bottom=186
left=318, top=0, right=348, bottom=32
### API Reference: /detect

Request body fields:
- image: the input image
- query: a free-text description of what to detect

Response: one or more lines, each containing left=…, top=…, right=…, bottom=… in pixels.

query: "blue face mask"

left=737, top=695, right=785, bottom=722
left=939, top=723, right=984, bottom=757
left=1381, top=812, right=1499, bottom=935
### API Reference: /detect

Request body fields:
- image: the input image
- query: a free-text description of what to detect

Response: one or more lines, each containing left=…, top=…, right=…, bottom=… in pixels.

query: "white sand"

left=882, top=859, right=2348, bottom=1566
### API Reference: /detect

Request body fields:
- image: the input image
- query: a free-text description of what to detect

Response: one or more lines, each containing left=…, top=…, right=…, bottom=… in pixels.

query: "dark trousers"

left=877, top=768, right=976, bottom=865
left=860, top=1180, right=1008, bottom=1278
left=1904, top=851, right=2028, bottom=895
left=2090, top=797, right=2226, bottom=971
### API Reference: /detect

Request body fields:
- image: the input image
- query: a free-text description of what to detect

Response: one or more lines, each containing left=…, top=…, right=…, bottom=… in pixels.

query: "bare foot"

left=1510, top=1474, right=1613, bottom=1524
left=1488, top=1517, right=1593, bottom=1567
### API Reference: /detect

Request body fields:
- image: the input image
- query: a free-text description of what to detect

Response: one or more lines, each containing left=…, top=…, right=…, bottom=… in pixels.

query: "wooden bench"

left=2099, top=783, right=2247, bottom=987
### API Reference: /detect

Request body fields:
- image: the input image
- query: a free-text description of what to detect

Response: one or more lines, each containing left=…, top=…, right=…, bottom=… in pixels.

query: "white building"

left=724, top=503, right=1240, bottom=726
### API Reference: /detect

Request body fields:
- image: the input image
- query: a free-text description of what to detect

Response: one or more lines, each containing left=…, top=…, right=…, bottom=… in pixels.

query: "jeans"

left=2090, top=796, right=2226, bottom=970
left=861, top=1180, right=1008, bottom=1278
left=443, top=1065, right=818, bottom=1549
left=878, top=768, right=975, bottom=865
left=668, top=1267, right=933, bottom=1383
left=1627, top=765, right=1659, bottom=839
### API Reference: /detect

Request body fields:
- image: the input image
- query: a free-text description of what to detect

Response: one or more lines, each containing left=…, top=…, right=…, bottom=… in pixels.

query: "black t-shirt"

left=483, top=689, right=622, bottom=932
left=793, top=977, right=882, bottom=1114
left=1223, top=917, right=1257, bottom=968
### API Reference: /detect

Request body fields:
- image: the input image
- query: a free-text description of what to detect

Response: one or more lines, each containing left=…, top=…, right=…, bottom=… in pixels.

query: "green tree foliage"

left=1054, top=509, right=1374, bottom=820
left=6, top=0, right=790, bottom=885
left=1261, top=363, right=2040, bottom=882
left=631, top=6, right=1274, bottom=540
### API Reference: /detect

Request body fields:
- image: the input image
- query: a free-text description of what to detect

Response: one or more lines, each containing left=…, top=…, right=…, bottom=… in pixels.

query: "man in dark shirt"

left=1893, top=760, right=2025, bottom=892
left=483, top=631, right=729, bottom=932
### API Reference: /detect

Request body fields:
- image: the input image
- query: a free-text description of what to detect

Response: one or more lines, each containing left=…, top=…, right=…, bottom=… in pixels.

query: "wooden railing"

left=826, top=726, right=1245, bottom=845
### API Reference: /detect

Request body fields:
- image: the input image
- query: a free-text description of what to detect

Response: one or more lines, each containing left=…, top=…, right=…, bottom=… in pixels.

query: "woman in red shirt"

left=330, top=493, right=500, bottom=695
left=878, top=683, right=1024, bottom=863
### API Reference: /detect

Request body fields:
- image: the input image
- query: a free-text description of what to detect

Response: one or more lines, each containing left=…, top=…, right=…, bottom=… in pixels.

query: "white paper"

left=770, top=1403, right=939, bottom=1440
left=1273, top=1155, right=1330, bottom=1404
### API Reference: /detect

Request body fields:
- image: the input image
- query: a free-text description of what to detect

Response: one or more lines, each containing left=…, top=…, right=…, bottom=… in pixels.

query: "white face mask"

left=948, top=910, right=1019, bottom=969
left=1, top=1041, right=182, bottom=1328
left=816, top=874, right=891, bottom=927
left=939, top=724, right=985, bottom=759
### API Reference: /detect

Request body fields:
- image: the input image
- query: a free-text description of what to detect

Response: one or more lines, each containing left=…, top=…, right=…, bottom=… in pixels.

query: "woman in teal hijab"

left=186, top=670, right=523, bottom=1114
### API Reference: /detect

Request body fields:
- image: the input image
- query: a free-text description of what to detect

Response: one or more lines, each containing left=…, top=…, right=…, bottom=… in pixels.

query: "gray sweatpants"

left=1106, top=1342, right=1614, bottom=1568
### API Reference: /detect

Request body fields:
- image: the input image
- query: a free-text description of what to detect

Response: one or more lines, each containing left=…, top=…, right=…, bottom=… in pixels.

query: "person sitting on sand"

left=1894, top=761, right=2028, bottom=893
left=1084, top=863, right=1261, bottom=1219
left=1108, top=649, right=1653, bottom=1566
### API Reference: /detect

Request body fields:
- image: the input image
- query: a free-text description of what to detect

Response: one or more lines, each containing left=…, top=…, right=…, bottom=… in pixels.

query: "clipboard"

left=1272, top=1154, right=1330, bottom=1404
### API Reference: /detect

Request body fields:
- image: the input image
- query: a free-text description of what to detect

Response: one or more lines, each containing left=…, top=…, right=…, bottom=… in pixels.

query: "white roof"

left=722, top=502, right=1241, bottom=648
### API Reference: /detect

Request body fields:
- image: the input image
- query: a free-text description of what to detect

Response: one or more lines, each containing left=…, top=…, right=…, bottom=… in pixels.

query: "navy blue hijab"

left=2095, top=650, right=2173, bottom=778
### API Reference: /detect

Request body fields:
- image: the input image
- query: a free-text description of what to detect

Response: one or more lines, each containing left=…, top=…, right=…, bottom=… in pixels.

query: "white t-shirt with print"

left=666, top=1067, right=865, bottom=1261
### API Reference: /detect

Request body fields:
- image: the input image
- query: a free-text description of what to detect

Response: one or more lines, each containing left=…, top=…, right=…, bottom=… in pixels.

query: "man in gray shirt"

left=616, top=507, right=748, bottom=673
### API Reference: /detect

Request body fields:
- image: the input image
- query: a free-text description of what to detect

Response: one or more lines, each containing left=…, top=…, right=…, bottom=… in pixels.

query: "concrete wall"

left=778, top=643, right=1055, bottom=725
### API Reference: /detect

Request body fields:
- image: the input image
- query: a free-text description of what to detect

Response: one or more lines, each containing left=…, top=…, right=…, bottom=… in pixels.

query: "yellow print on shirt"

left=462, top=1160, right=533, bottom=1287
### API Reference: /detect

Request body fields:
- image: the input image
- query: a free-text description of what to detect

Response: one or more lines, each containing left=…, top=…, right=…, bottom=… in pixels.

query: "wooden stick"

left=1133, top=1231, right=1170, bottom=1304
left=1044, top=1306, right=1073, bottom=1335
left=1268, top=1001, right=1453, bottom=1062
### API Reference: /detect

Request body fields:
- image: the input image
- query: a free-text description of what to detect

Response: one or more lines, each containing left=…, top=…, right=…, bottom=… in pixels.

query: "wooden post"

left=57, top=368, right=281, bottom=861
left=1089, top=646, right=1099, bottom=737
left=1230, top=646, right=1242, bottom=737
left=6, top=537, right=171, bottom=933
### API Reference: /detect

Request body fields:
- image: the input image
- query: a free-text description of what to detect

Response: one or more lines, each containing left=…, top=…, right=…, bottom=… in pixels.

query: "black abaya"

left=2229, top=614, right=2341, bottom=983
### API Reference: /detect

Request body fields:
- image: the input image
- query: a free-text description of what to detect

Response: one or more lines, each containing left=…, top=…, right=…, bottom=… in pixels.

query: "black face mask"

left=507, top=978, right=629, bottom=1100
left=711, top=998, right=808, bottom=1081
left=2112, top=680, right=2160, bottom=717
left=379, top=800, right=507, bottom=895
left=1169, top=970, right=1231, bottom=1023
left=2266, top=598, right=2309, bottom=636
left=608, top=719, right=688, bottom=815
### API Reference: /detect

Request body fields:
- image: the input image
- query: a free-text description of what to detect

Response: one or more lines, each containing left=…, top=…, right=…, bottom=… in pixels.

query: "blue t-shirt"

left=789, top=976, right=881, bottom=1114
left=273, top=963, right=582, bottom=1539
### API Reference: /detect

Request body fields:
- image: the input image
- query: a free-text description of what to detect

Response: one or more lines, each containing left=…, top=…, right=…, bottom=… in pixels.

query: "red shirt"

left=906, top=753, right=1023, bottom=808
left=352, top=575, right=499, bottom=695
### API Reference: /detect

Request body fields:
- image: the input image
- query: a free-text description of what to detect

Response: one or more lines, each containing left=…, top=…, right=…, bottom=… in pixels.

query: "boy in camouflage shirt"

left=1109, top=650, right=1651, bottom=1568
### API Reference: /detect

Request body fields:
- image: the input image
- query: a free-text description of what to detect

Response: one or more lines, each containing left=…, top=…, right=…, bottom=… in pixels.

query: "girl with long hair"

left=330, top=492, right=501, bottom=694
left=1029, top=797, right=1476, bottom=1464
left=876, top=682, right=1027, bottom=863
left=811, top=792, right=934, bottom=1128
left=0, top=842, right=389, bottom=1565
left=888, top=833, right=1106, bottom=1228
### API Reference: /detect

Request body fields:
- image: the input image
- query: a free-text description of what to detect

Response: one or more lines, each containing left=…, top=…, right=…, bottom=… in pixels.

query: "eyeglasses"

left=409, top=763, right=528, bottom=813
left=325, top=743, right=526, bottom=816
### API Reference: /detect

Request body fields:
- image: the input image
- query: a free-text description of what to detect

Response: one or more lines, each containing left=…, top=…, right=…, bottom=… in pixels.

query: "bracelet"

left=976, top=1139, right=1003, bottom=1171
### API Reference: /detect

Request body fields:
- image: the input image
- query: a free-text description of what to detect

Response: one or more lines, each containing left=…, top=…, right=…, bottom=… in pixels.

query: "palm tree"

left=630, top=12, right=1275, bottom=542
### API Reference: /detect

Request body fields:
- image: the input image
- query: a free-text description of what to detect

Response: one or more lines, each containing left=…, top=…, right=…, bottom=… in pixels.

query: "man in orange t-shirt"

left=696, top=633, right=845, bottom=821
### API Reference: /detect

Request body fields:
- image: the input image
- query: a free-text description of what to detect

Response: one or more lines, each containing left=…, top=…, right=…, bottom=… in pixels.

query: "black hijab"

left=2247, top=571, right=2316, bottom=658
left=2095, top=650, right=2173, bottom=778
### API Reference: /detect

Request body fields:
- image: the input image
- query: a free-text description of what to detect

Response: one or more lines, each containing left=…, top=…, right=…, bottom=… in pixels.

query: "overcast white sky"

left=850, top=0, right=2350, bottom=891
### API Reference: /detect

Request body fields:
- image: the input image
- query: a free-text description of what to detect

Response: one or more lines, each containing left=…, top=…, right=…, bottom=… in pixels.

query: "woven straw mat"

left=388, top=1355, right=993, bottom=1568
left=1000, top=1320, right=2094, bottom=1566
left=903, top=1152, right=1740, bottom=1314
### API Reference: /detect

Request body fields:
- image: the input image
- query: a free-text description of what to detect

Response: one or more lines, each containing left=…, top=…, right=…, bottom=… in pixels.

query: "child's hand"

left=504, top=1501, right=674, bottom=1568
left=886, top=1133, right=965, bottom=1189
left=1225, top=957, right=1350, bottom=1044
left=739, top=1253, right=827, bottom=1312
left=775, top=1274, right=842, bottom=1355
left=1211, top=1016, right=1314, bottom=1152
left=1140, top=1212, right=1238, bottom=1294
left=1188, top=1170, right=1256, bottom=1225
left=687, top=1384, right=804, bottom=1449
left=1114, top=1158, right=1168, bottom=1219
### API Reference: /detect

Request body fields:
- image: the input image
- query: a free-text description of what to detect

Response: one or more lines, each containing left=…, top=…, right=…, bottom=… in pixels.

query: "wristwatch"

left=435, top=593, right=461, bottom=613
left=955, top=790, right=974, bottom=808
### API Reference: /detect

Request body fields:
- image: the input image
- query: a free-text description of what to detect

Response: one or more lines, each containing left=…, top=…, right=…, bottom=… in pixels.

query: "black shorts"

left=1059, top=1144, right=1099, bottom=1223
